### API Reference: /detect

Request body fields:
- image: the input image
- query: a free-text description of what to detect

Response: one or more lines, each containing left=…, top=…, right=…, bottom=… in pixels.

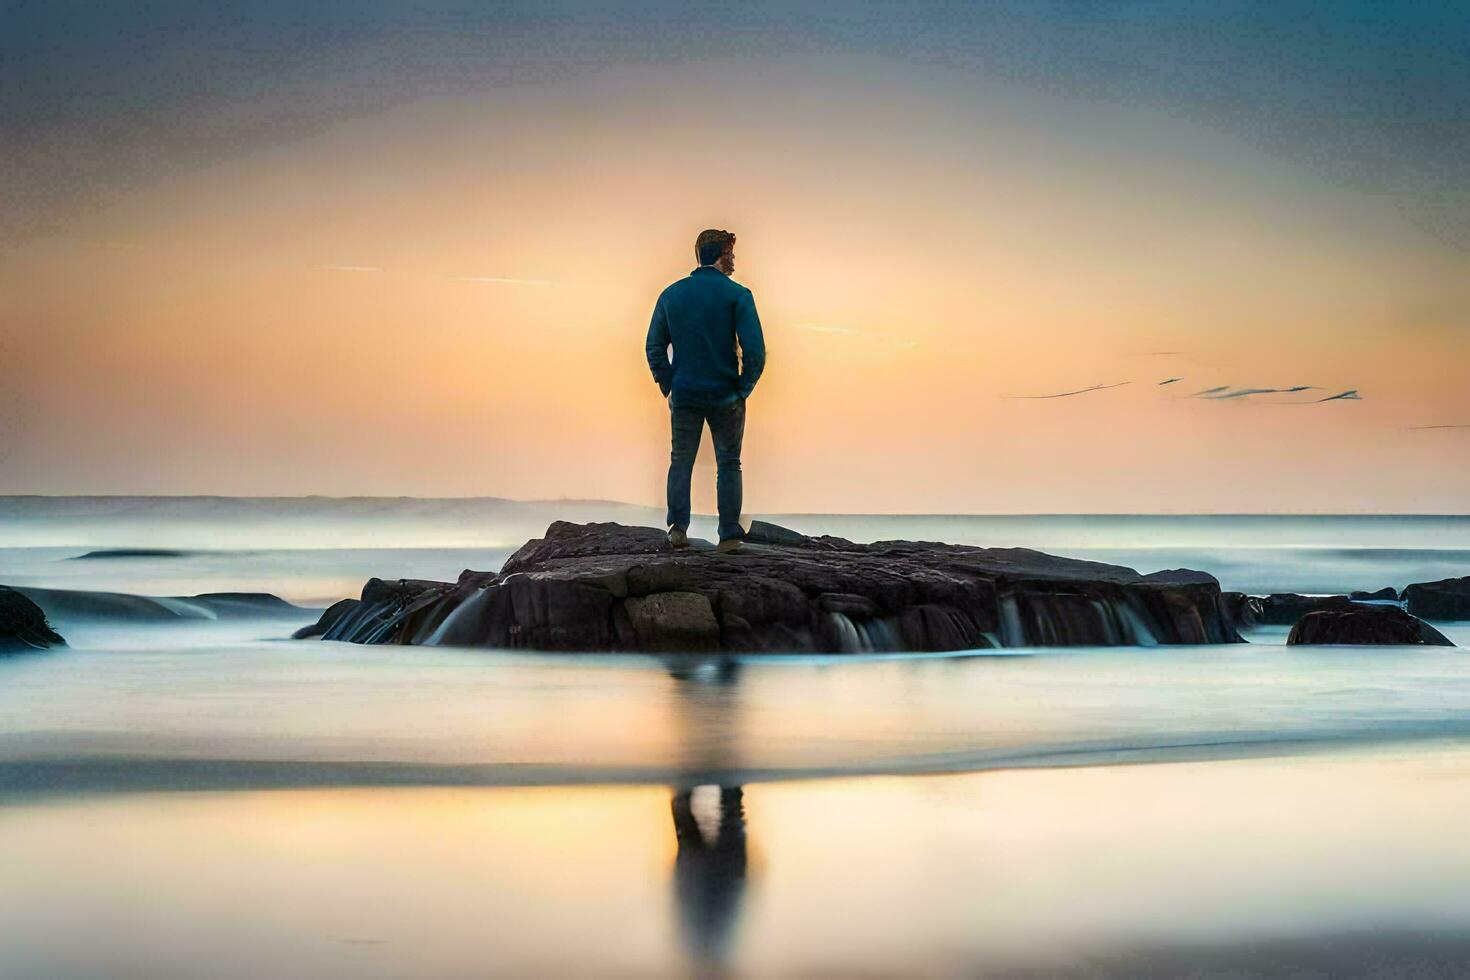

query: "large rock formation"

left=1404, top=577, right=1470, bottom=622
left=1287, top=604, right=1454, bottom=646
left=296, top=520, right=1245, bottom=653
left=0, top=586, right=66, bottom=651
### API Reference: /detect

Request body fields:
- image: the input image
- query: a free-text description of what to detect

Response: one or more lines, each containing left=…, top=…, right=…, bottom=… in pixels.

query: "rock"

left=1142, top=568, right=1220, bottom=586
left=1256, top=593, right=1354, bottom=626
left=1220, top=591, right=1261, bottom=630
left=297, top=521, right=1244, bottom=654
left=1404, top=577, right=1470, bottom=621
left=1350, top=586, right=1399, bottom=601
left=0, top=586, right=66, bottom=651
left=292, top=597, right=360, bottom=639
left=624, top=592, right=721, bottom=652
left=1287, top=605, right=1454, bottom=646
left=746, top=520, right=812, bottom=548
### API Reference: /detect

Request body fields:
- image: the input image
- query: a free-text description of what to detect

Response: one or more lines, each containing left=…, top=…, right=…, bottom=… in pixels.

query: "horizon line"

left=0, top=493, right=1466, bottom=519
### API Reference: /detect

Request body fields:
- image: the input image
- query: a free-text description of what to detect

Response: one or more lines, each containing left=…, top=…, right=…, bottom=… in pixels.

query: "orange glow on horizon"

left=3, top=63, right=1466, bottom=511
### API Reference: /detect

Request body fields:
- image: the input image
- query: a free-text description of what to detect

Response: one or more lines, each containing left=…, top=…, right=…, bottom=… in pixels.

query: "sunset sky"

left=3, top=1, right=1467, bottom=512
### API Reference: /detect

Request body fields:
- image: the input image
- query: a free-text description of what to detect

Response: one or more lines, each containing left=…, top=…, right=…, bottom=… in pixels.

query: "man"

left=645, top=229, right=766, bottom=553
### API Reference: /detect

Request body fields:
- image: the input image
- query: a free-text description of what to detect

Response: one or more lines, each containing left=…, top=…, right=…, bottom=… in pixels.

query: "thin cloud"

left=1406, top=423, right=1470, bottom=430
left=1158, top=377, right=1183, bottom=385
left=1191, top=385, right=1231, bottom=397
left=316, top=264, right=382, bottom=273
left=1317, top=389, right=1361, bottom=402
left=1009, top=381, right=1131, bottom=399
left=1204, top=385, right=1317, bottom=400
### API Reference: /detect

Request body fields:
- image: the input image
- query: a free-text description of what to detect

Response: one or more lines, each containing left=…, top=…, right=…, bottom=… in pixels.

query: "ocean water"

left=2, top=497, right=1468, bottom=598
left=3, top=497, right=1470, bottom=977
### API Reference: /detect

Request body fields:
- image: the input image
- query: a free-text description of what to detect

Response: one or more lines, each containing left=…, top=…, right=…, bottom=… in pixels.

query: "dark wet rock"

left=1404, top=576, right=1470, bottom=622
left=1142, top=568, right=1220, bottom=586
left=299, top=520, right=1244, bottom=654
left=1256, top=593, right=1355, bottom=626
left=14, top=585, right=308, bottom=624
left=1220, top=592, right=1261, bottom=630
left=0, top=586, right=66, bottom=651
left=291, top=597, right=360, bottom=639
left=1287, top=605, right=1454, bottom=646
left=625, top=592, right=721, bottom=652
left=1350, top=586, right=1399, bottom=601
left=745, top=520, right=809, bottom=548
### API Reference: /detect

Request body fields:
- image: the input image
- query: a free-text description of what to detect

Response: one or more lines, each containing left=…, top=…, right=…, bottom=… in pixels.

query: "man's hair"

left=695, top=228, right=736, bottom=265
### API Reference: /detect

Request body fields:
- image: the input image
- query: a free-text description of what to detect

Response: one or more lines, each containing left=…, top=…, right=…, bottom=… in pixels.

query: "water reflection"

left=671, top=784, right=748, bottom=973
left=663, top=656, right=750, bottom=973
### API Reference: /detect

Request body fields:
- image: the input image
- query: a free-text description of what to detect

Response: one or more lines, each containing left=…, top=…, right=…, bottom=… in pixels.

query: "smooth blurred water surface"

left=3, top=498, right=1470, bottom=976
left=7, top=752, right=1470, bottom=978
left=2, top=497, right=1468, bottom=596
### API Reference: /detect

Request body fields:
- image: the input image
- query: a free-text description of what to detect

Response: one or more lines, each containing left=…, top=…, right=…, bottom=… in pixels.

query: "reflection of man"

left=645, top=229, right=766, bottom=553
left=671, top=784, right=748, bottom=969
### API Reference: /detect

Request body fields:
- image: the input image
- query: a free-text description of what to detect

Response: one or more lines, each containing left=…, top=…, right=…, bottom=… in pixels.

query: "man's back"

left=647, top=228, right=763, bottom=549
left=646, top=266, right=765, bottom=409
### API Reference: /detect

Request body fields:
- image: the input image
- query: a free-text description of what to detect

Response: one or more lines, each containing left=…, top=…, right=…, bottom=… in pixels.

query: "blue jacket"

left=645, top=266, right=766, bottom=409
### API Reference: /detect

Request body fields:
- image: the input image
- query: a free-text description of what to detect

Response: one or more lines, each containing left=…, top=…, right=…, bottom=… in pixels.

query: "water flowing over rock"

left=0, top=586, right=66, bottom=651
left=295, top=521, right=1246, bottom=653
left=1287, top=605, right=1454, bottom=646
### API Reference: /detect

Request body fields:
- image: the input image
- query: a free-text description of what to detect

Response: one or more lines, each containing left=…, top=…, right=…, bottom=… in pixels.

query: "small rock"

left=746, top=520, right=810, bottom=547
left=1287, top=605, right=1454, bottom=646
left=1404, top=577, right=1470, bottom=621
left=0, top=586, right=66, bottom=651
left=1257, top=593, right=1352, bottom=626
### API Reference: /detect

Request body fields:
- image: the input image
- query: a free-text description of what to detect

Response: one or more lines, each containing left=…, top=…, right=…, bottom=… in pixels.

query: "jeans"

left=666, top=398, right=746, bottom=542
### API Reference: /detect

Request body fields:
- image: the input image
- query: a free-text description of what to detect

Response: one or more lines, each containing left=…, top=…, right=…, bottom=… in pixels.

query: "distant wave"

left=6, top=722, right=1470, bottom=797
left=11, top=585, right=312, bottom=623
left=68, top=548, right=193, bottom=560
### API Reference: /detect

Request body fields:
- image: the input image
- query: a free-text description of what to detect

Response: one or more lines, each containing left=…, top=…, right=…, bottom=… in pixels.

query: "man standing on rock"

left=645, top=229, right=766, bottom=553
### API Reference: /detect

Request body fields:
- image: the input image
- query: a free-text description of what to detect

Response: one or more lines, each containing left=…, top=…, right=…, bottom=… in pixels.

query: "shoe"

left=716, top=537, right=744, bottom=554
left=668, top=526, right=689, bottom=550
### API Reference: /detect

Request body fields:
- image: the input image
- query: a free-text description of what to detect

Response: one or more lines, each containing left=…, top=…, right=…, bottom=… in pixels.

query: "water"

left=2, top=497, right=1470, bottom=976
left=3, top=496, right=1469, bottom=596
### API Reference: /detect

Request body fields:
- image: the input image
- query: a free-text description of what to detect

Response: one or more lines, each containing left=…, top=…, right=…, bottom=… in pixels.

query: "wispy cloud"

left=1009, top=381, right=1131, bottom=399
left=1406, top=423, right=1470, bottom=430
left=1158, top=377, right=1183, bottom=385
left=1202, top=385, right=1317, bottom=400
left=316, top=264, right=383, bottom=273
left=1317, top=389, right=1361, bottom=402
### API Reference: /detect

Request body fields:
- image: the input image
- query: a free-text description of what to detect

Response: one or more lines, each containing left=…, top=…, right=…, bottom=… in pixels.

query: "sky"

left=1, top=1, right=1467, bottom=512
